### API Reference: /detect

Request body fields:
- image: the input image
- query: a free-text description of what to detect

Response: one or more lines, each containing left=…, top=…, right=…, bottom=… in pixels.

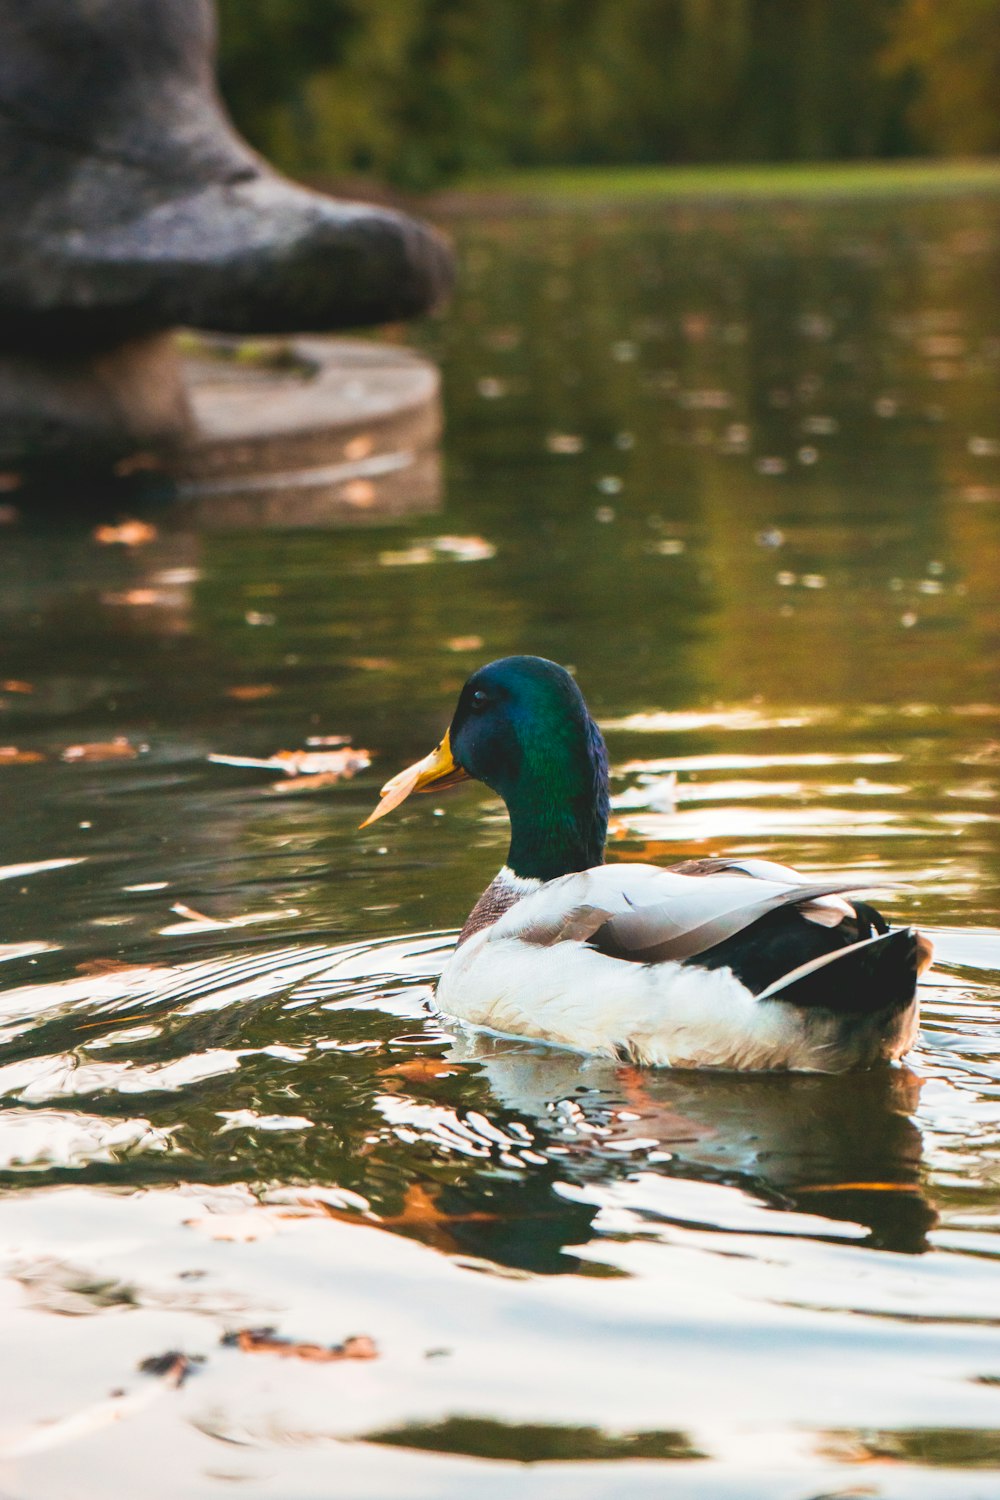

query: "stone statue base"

left=175, top=336, right=442, bottom=528
left=0, top=339, right=190, bottom=468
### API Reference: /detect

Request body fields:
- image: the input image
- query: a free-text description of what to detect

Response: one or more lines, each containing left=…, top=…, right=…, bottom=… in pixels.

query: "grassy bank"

left=441, top=158, right=1000, bottom=206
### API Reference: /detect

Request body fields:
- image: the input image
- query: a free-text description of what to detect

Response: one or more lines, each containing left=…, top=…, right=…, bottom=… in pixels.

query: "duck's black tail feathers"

left=756, top=929, right=919, bottom=1016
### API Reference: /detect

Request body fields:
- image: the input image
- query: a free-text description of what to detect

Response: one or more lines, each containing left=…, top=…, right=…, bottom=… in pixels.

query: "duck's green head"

left=362, top=655, right=609, bottom=881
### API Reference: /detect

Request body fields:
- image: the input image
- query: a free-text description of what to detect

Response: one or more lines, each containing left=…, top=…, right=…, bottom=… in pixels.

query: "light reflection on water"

left=0, top=193, right=998, bottom=1495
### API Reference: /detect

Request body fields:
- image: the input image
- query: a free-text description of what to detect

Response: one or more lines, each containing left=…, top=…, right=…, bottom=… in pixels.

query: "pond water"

left=0, top=193, right=999, bottom=1497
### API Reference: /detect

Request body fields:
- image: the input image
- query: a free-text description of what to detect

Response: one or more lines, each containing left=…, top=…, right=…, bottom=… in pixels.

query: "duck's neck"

left=504, top=716, right=609, bottom=883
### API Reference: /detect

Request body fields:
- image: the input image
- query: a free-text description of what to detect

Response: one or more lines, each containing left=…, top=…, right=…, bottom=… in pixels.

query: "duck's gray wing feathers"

left=516, top=904, right=619, bottom=947
left=591, top=878, right=870, bottom=964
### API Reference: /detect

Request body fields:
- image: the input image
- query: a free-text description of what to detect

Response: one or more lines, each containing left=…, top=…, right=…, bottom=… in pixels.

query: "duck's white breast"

left=435, top=930, right=862, bottom=1070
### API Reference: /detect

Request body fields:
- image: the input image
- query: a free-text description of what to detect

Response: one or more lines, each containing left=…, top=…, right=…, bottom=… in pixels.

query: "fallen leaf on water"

left=379, top=545, right=435, bottom=567
left=444, top=635, right=484, bottom=653
left=93, top=519, right=158, bottom=547
left=959, top=484, right=1000, bottom=503
left=341, top=479, right=377, bottom=507
left=337, top=1183, right=502, bottom=1254
left=264, top=770, right=356, bottom=796
left=434, top=535, right=496, bottom=562
left=222, top=1328, right=377, bottom=1363
left=0, top=746, right=45, bottom=765
left=61, top=738, right=138, bottom=763
left=313, top=1181, right=499, bottom=1248
left=0, top=471, right=23, bottom=493
left=380, top=536, right=496, bottom=567
left=794, top=1181, right=923, bottom=1195
left=379, top=1059, right=463, bottom=1083
left=137, top=1352, right=201, bottom=1386
left=209, top=747, right=371, bottom=785
left=101, top=589, right=162, bottom=607
left=545, top=432, right=584, bottom=455
left=169, top=902, right=214, bottom=924
left=159, top=904, right=298, bottom=936
left=476, top=376, right=507, bottom=399
left=75, top=959, right=146, bottom=978
left=1, top=680, right=33, bottom=694
left=224, top=684, right=277, bottom=701
left=343, top=434, right=374, bottom=461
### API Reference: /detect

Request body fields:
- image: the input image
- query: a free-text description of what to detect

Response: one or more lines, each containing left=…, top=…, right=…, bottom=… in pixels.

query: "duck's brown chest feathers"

left=457, top=868, right=541, bottom=945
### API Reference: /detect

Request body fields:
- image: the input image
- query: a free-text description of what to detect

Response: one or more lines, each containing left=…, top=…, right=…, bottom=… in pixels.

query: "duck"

left=362, top=655, right=932, bottom=1071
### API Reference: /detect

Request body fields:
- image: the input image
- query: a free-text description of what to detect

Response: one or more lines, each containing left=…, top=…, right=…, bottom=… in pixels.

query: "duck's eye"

left=470, top=689, right=490, bottom=712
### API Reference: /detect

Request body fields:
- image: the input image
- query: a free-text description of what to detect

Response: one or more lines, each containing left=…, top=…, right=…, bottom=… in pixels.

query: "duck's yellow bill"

left=360, top=729, right=468, bottom=828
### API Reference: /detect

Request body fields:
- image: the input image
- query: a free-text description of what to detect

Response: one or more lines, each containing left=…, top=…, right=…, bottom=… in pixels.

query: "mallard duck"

left=362, top=656, right=932, bottom=1071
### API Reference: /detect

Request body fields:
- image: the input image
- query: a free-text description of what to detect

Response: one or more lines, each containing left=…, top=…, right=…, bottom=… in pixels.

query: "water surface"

left=0, top=193, right=999, bottom=1497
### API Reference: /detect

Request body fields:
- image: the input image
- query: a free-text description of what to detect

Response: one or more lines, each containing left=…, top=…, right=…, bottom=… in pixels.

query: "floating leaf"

left=343, top=434, right=374, bottom=461
left=137, top=1352, right=201, bottom=1385
left=434, top=535, right=496, bottom=562
left=264, top=771, right=356, bottom=796
left=159, top=904, right=299, bottom=936
left=546, top=432, right=584, bottom=455
left=379, top=536, right=496, bottom=567
left=380, top=1182, right=499, bottom=1233
left=794, top=1180, right=924, bottom=1195
left=209, top=748, right=371, bottom=786
left=224, top=684, right=277, bottom=701
left=93, top=520, right=158, bottom=547
left=61, top=738, right=138, bottom=763
left=75, top=958, right=146, bottom=978
left=101, top=588, right=162, bottom=607
left=476, top=376, right=507, bottom=399
left=959, top=485, right=1000, bottom=503
left=379, top=1059, right=463, bottom=1083
left=306, top=1181, right=500, bottom=1253
left=0, top=746, right=44, bottom=765
left=1, top=680, right=33, bottom=694
left=223, top=1328, right=377, bottom=1363
left=379, top=545, right=436, bottom=567
left=341, top=479, right=377, bottom=507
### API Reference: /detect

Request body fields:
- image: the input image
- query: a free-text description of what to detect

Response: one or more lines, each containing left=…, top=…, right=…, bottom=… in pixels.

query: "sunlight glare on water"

left=0, top=194, right=998, bottom=1497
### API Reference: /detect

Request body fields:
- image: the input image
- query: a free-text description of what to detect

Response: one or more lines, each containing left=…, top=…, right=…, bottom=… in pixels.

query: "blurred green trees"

left=882, top=0, right=1000, bottom=155
left=215, top=0, right=999, bottom=189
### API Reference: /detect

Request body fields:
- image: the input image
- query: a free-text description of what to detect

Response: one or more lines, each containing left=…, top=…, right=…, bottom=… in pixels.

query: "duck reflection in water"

left=435, top=1036, right=935, bottom=1261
